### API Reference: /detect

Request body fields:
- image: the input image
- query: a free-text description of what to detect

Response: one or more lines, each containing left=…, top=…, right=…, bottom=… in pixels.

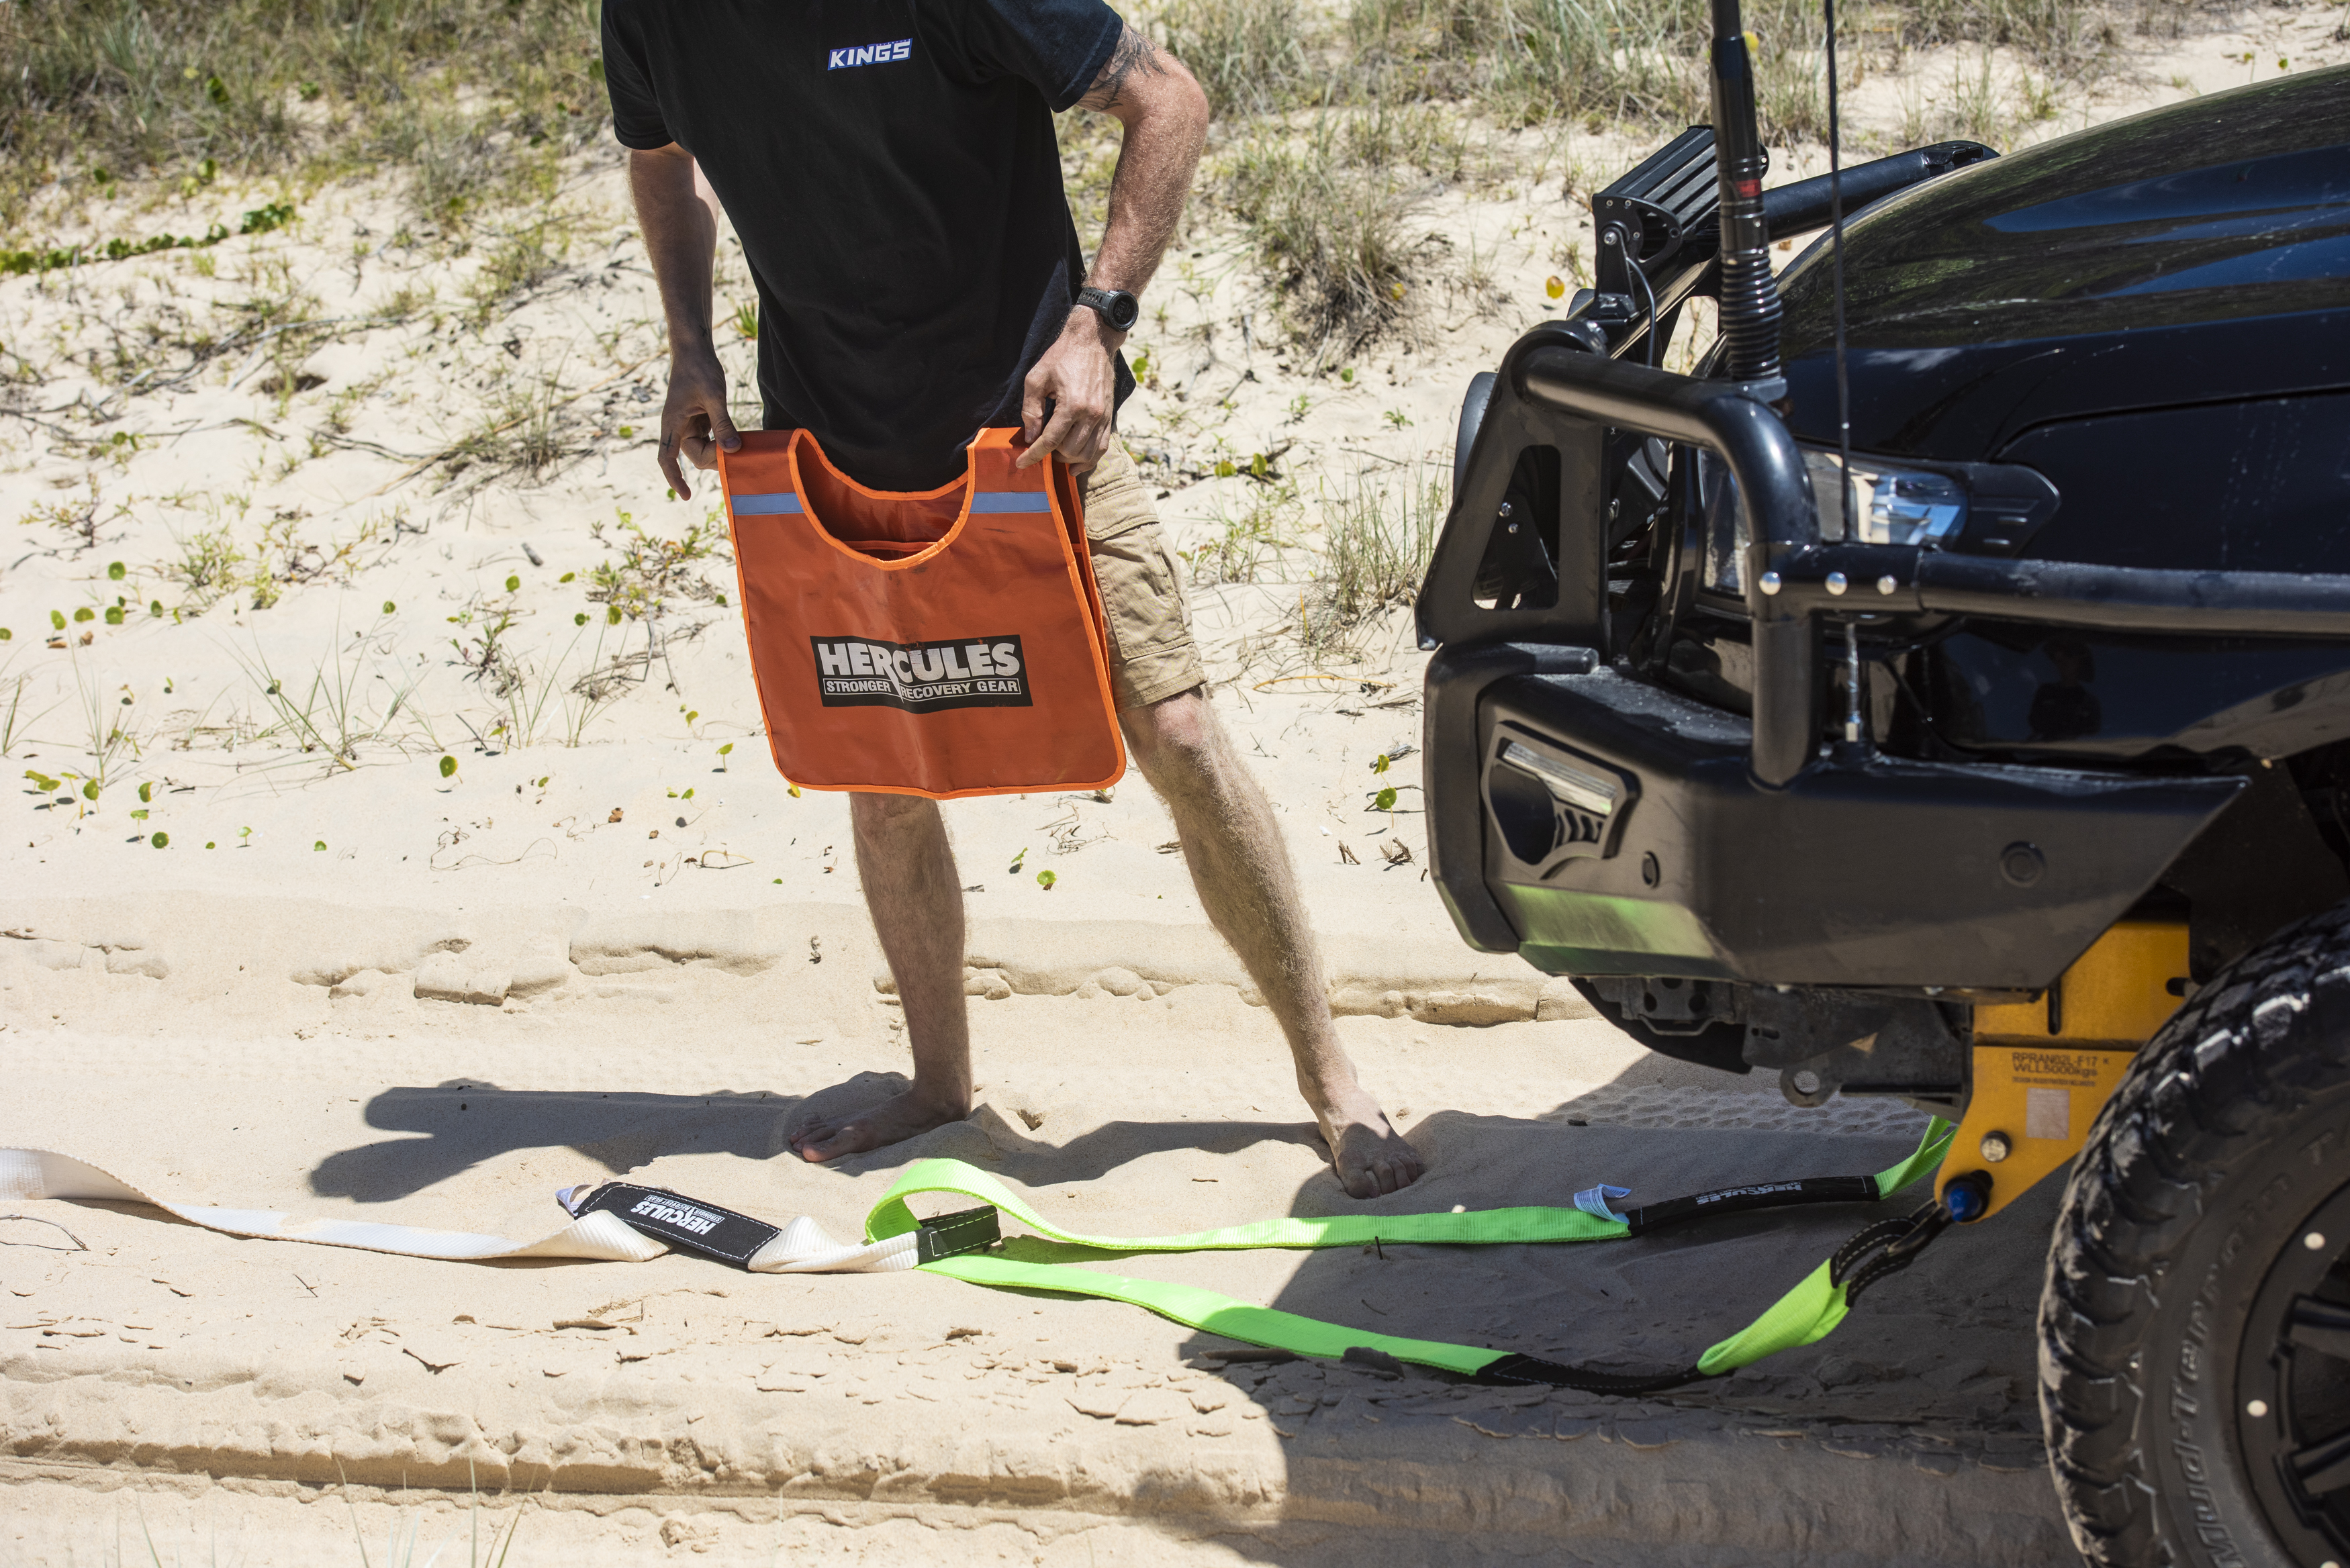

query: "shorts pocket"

left=1090, top=518, right=1192, bottom=659
left=1076, top=444, right=1157, bottom=543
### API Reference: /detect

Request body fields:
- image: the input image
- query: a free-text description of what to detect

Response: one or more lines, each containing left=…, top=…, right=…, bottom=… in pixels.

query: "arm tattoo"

left=1078, top=24, right=1166, bottom=114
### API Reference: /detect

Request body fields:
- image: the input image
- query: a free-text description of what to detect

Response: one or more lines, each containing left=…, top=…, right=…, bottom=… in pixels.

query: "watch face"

left=1086, top=289, right=1138, bottom=332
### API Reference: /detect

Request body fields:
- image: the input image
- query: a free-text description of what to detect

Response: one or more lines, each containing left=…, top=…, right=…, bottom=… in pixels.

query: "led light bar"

left=1501, top=741, right=1619, bottom=817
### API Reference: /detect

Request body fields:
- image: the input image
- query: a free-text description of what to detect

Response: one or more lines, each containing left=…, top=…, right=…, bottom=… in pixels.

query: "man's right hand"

left=658, top=350, right=741, bottom=500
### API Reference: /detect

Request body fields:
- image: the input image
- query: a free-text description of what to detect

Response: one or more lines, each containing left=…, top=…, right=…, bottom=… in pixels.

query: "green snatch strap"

left=1871, top=1116, right=1956, bottom=1199
left=1693, top=1258, right=1846, bottom=1375
left=1693, top=1116, right=1954, bottom=1377
left=866, top=1116, right=1955, bottom=1389
left=867, top=1158, right=1629, bottom=1253
left=925, top=1251, right=1504, bottom=1377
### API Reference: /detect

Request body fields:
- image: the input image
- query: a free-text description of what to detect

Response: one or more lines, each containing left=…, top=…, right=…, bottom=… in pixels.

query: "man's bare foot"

left=1306, top=1074, right=1425, bottom=1197
left=788, top=1085, right=970, bottom=1163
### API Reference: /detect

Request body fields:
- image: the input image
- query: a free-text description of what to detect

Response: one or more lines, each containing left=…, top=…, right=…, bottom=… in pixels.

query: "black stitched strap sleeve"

left=1621, top=1174, right=1878, bottom=1236
left=1475, top=1352, right=1711, bottom=1395
left=914, top=1205, right=1001, bottom=1263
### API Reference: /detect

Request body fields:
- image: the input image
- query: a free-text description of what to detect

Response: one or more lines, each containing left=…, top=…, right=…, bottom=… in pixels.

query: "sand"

left=1, top=903, right=2058, bottom=1565
left=1, top=889, right=2055, bottom=1565
left=3, top=17, right=2344, bottom=1563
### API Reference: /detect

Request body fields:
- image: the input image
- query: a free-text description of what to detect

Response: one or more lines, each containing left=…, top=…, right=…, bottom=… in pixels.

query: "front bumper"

left=1424, top=644, right=2240, bottom=989
left=1413, top=336, right=2343, bottom=990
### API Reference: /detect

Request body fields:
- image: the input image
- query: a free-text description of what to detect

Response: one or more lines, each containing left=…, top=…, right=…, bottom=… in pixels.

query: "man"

left=602, top=0, right=1423, bottom=1197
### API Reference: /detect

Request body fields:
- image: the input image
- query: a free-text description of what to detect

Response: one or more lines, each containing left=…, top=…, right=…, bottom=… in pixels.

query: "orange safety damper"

left=1936, top=919, right=2192, bottom=1221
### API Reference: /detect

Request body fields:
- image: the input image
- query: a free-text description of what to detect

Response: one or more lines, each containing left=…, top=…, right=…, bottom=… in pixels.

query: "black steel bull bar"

left=1418, top=338, right=2350, bottom=790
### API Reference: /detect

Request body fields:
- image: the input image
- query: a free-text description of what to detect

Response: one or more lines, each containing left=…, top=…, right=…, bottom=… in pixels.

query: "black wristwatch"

left=1076, top=286, right=1140, bottom=333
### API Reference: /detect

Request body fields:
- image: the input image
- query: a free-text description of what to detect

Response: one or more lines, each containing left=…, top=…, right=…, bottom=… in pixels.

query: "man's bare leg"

left=1124, top=688, right=1425, bottom=1197
left=788, top=793, right=974, bottom=1161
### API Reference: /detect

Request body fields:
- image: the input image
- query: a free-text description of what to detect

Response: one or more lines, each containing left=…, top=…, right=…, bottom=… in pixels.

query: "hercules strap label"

left=572, top=1181, right=782, bottom=1269
left=812, top=634, right=1031, bottom=712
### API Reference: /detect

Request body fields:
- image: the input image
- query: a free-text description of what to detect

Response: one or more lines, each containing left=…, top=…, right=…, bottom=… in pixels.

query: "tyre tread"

left=2042, top=900, right=2350, bottom=1565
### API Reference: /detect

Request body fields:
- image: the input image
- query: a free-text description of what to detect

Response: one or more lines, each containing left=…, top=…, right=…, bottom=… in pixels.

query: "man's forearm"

left=1078, top=32, right=1209, bottom=302
left=1016, top=30, right=1208, bottom=469
left=628, top=147, right=722, bottom=359
left=1090, top=110, right=1203, bottom=297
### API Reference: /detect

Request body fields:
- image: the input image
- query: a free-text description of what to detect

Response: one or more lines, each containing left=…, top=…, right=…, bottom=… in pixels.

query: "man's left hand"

left=1018, top=307, right=1122, bottom=473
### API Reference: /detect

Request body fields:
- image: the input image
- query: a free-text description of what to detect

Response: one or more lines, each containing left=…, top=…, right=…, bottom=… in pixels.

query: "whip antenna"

left=1825, top=0, right=1852, bottom=478
left=1707, top=0, right=1783, bottom=384
left=1824, top=0, right=1863, bottom=746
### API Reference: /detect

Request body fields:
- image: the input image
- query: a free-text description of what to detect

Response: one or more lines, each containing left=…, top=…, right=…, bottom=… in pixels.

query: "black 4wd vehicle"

left=1422, top=20, right=2350, bottom=1565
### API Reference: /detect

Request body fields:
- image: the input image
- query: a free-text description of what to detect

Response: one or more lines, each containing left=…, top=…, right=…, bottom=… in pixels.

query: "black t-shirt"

left=602, top=0, right=1126, bottom=491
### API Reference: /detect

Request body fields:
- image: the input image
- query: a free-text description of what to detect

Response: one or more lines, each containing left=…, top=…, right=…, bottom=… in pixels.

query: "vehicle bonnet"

left=1776, top=66, right=2350, bottom=460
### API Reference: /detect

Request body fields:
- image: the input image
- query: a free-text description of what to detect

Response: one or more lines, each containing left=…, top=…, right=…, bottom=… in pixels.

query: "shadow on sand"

left=309, top=1071, right=1326, bottom=1202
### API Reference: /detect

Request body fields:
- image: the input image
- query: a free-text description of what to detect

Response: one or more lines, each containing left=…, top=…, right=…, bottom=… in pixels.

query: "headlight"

left=1700, top=446, right=1971, bottom=595
left=1800, top=448, right=1966, bottom=547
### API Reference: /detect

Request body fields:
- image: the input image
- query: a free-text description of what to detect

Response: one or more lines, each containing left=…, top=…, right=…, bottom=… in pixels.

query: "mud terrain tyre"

left=2043, top=899, right=2350, bottom=1567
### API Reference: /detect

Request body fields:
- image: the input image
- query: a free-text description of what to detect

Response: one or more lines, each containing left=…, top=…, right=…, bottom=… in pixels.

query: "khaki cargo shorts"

left=1076, top=441, right=1207, bottom=711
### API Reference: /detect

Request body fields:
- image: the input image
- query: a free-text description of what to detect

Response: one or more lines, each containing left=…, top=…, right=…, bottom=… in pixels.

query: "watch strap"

left=1076, top=287, right=1137, bottom=331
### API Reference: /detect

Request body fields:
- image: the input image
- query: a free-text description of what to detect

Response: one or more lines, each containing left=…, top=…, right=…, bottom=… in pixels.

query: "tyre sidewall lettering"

left=2147, top=1105, right=2350, bottom=1568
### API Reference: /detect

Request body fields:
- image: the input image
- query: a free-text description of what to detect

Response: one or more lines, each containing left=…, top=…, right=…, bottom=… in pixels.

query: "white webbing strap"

left=0, top=1146, right=918, bottom=1273
left=746, top=1216, right=921, bottom=1273
left=4, top=1152, right=921, bottom=1279
left=0, top=1146, right=660, bottom=1262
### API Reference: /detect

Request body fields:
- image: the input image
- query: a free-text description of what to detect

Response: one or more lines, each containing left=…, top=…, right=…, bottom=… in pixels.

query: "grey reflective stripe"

left=735, top=492, right=1041, bottom=515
